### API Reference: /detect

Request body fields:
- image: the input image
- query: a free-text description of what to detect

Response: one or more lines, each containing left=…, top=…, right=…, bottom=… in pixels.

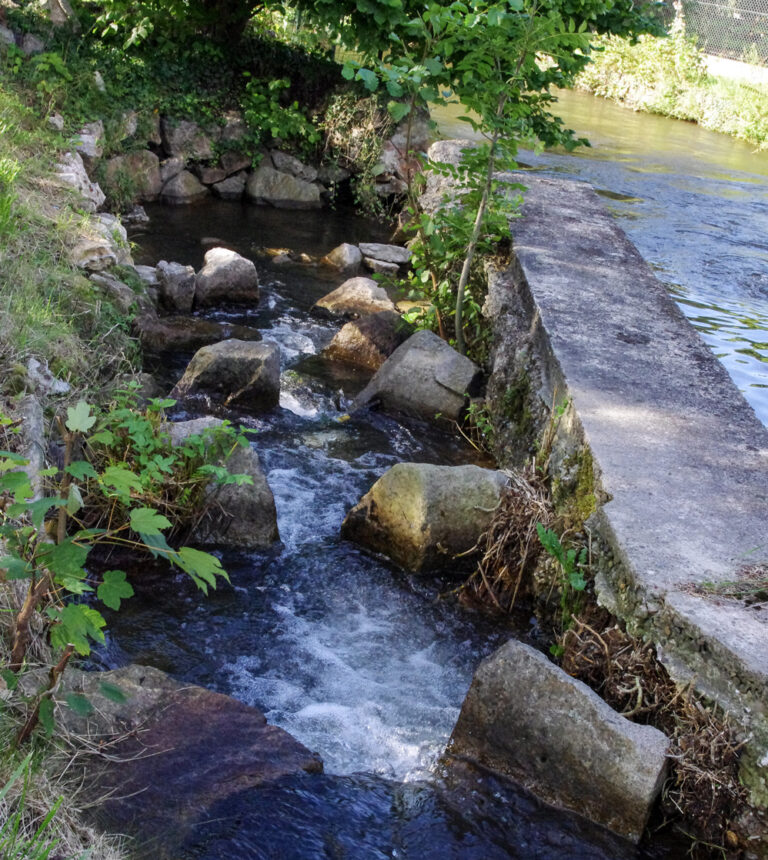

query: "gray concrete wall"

left=486, top=174, right=768, bottom=809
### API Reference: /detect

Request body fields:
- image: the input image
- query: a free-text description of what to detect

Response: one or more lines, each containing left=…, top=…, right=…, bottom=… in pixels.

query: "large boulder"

left=160, top=118, right=217, bottom=160
left=70, top=214, right=132, bottom=271
left=351, top=329, right=479, bottom=422
left=323, top=311, right=410, bottom=371
left=156, top=260, right=196, bottom=313
left=137, top=316, right=261, bottom=354
left=322, top=242, right=363, bottom=274
left=358, top=243, right=411, bottom=265
left=312, top=277, right=396, bottom=320
left=55, top=151, right=105, bottom=212
left=169, top=417, right=279, bottom=548
left=160, top=169, right=208, bottom=204
left=212, top=172, right=247, bottom=200
left=195, top=247, right=259, bottom=308
left=449, top=639, right=669, bottom=843
left=104, top=150, right=162, bottom=202
left=341, top=463, right=508, bottom=572
left=60, top=664, right=320, bottom=858
left=246, top=164, right=322, bottom=209
left=420, top=139, right=476, bottom=215
left=270, top=150, right=318, bottom=183
left=171, top=340, right=280, bottom=413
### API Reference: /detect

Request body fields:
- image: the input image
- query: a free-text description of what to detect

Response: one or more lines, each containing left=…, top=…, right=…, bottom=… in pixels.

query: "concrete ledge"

left=486, top=174, right=768, bottom=805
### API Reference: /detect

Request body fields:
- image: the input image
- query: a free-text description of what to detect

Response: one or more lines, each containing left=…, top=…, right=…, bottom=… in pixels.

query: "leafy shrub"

left=0, top=394, right=251, bottom=743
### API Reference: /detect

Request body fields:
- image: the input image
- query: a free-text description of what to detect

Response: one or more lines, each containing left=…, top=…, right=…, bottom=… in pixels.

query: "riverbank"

left=575, top=31, right=768, bottom=150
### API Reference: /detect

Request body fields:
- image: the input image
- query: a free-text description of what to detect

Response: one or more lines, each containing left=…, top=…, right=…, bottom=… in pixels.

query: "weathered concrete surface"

left=487, top=174, right=768, bottom=809
left=450, top=639, right=668, bottom=842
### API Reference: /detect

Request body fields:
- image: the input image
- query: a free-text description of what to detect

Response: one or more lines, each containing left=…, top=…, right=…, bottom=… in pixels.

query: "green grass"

left=576, top=30, right=768, bottom=149
left=0, top=81, right=139, bottom=399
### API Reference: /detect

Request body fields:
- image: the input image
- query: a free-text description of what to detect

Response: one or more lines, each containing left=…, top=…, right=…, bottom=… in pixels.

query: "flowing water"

left=435, top=89, right=768, bottom=425
left=99, top=200, right=682, bottom=858
left=109, top=90, right=762, bottom=853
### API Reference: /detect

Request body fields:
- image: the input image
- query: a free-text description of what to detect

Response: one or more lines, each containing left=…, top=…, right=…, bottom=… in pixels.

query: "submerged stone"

left=61, top=664, right=320, bottom=859
left=171, top=339, right=280, bottom=413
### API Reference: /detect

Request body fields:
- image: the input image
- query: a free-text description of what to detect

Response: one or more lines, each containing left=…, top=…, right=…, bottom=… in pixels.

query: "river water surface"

left=435, top=89, right=768, bottom=425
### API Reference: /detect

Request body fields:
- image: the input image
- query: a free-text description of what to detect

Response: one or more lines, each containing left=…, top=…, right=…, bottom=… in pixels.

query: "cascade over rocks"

left=324, top=311, right=410, bottom=371
left=60, top=664, right=320, bottom=858
left=341, top=463, right=508, bottom=572
left=195, top=247, right=260, bottom=307
left=171, top=340, right=280, bottom=413
left=351, top=329, right=480, bottom=422
left=169, top=417, right=279, bottom=548
left=312, top=277, right=396, bottom=319
left=449, top=639, right=669, bottom=843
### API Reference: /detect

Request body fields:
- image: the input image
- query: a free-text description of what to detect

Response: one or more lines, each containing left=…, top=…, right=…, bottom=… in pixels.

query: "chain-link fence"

left=654, top=0, right=768, bottom=65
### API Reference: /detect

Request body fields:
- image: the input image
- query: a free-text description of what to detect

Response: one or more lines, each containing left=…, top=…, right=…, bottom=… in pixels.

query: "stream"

left=101, top=87, right=763, bottom=855
left=96, top=200, right=682, bottom=858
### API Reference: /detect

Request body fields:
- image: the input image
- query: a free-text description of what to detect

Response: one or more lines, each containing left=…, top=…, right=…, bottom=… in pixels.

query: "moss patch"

left=552, top=446, right=596, bottom=529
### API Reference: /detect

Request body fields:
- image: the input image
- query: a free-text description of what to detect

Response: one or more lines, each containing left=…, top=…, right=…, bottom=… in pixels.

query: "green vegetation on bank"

left=0, top=85, right=138, bottom=395
left=576, top=24, right=768, bottom=149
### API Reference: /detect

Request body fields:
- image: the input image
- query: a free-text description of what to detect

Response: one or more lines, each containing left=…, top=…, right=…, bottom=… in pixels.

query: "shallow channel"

left=98, top=202, right=680, bottom=858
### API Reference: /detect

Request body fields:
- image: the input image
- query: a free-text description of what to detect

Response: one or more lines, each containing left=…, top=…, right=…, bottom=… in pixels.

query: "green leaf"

left=49, top=603, right=106, bottom=655
left=357, top=68, right=379, bottom=91
left=99, top=681, right=128, bottom=704
left=341, top=62, right=355, bottom=80
left=88, top=429, right=115, bottom=446
left=0, top=668, right=18, bottom=691
left=97, top=570, right=134, bottom=611
left=1, top=470, right=33, bottom=501
left=65, top=692, right=94, bottom=717
left=100, top=465, right=142, bottom=497
left=0, top=554, right=32, bottom=580
left=8, top=496, right=66, bottom=530
left=388, top=100, right=411, bottom=122
left=38, top=538, right=89, bottom=578
left=129, top=507, right=172, bottom=536
left=139, top=530, right=173, bottom=559
left=175, top=547, right=229, bottom=594
left=38, top=698, right=55, bottom=738
left=66, top=482, right=84, bottom=516
left=66, top=401, right=96, bottom=433
left=65, top=460, right=98, bottom=480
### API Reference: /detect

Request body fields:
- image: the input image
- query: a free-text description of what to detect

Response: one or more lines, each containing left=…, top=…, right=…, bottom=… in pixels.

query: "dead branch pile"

left=464, top=469, right=553, bottom=613
left=562, top=612, right=748, bottom=852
